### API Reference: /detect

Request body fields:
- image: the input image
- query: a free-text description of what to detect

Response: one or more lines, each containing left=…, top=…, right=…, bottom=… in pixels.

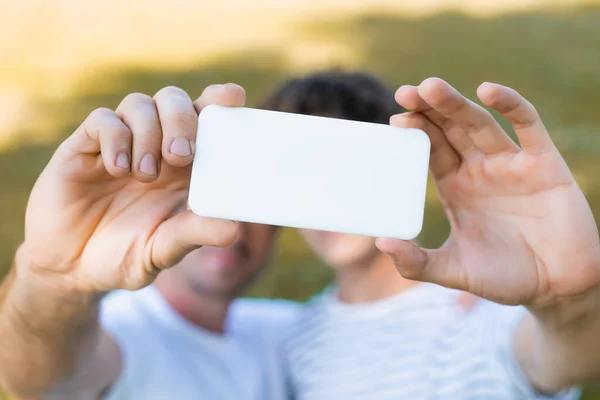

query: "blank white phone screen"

left=189, top=105, right=430, bottom=240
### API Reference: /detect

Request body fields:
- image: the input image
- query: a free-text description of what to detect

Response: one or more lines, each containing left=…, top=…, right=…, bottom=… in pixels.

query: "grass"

left=1, top=1, right=600, bottom=398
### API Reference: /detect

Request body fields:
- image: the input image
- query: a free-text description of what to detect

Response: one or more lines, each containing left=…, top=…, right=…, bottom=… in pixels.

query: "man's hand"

left=377, top=78, right=600, bottom=309
left=21, top=83, right=246, bottom=292
left=0, top=83, right=245, bottom=398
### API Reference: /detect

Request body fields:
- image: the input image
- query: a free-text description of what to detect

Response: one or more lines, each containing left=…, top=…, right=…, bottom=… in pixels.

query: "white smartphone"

left=188, top=105, right=430, bottom=240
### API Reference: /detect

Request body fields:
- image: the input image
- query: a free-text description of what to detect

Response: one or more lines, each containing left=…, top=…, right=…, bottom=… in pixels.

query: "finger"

left=68, top=108, right=132, bottom=178
left=390, top=112, right=460, bottom=179
left=396, top=84, right=478, bottom=159
left=154, top=86, right=197, bottom=168
left=116, top=93, right=162, bottom=183
left=193, top=83, right=246, bottom=113
left=418, top=78, right=518, bottom=154
left=477, top=82, right=554, bottom=154
left=150, top=211, right=239, bottom=270
left=395, top=85, right=449, bottom=128
left=375, top=238, right=468, bottom=291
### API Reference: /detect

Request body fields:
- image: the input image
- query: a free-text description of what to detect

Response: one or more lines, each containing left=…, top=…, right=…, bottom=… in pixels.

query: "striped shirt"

left=282, top=283, right=581, bottom=400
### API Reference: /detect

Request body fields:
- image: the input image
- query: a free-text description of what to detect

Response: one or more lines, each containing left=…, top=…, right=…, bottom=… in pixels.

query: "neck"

left=336, top=251, right=419, bottom=303
left=153, top=271, right=231, bottom=334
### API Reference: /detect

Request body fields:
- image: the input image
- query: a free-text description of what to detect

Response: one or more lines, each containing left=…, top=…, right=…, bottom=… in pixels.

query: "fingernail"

left=140, top=153, right=158, bottom=175
left=170, top=137, right=192, bottom=157
left=116, top=152, right=130, bottom=169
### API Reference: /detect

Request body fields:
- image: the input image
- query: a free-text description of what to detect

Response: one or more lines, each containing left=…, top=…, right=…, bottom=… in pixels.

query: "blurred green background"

left=1, top=0, right=600, bottom=398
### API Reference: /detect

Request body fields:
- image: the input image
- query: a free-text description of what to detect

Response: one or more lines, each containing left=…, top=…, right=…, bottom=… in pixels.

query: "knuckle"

left=123, top=92, right=153, bottom=106
left=203, top=83, right=223, bottom=93
left=462, top=121, right=483, bottom=135
left=107, top=123, right=132, bottom=139
left=155, top=85, right=187, bottom=99
left=446, top=97, right=467, bottom=115
left=397, top=264, right=420, bottom=280
left=506, top=96, right=522, bottom=112
left=196, top=84, right=223, bottom=103
left=86, top=111, right=129, bottom=139
left=506, top=98, right=540, bottom=130
left=163, top=110, right=197, bottom=130
left=197, top=85, right=220, bottom=103
left=223, top=82, right=246, bottom=97
left=83, top=108, right=127, bottom=139
left=496, top=98, right=519, bottom=115
left=88, top=107, right=116, bottom=121
left=510, top=118, right=537, bottom=130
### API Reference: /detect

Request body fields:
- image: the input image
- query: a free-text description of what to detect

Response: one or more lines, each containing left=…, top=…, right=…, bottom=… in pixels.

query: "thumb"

left=150, top=211, right=239, bottom=270
left=375, top=238, right=465, bottom=291
left=375, top=238, right=428, bottom=277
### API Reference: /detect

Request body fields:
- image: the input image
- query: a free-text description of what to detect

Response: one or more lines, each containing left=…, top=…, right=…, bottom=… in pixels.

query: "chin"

left=325, top=251, right=373, bottom=270
left=302, top=230, right=379, bottom=269
left=175, top=257, right=247, bottom=297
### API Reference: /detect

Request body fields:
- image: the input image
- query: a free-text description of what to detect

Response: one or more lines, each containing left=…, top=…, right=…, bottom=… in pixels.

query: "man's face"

left=175, top=222, right=279, bottom=298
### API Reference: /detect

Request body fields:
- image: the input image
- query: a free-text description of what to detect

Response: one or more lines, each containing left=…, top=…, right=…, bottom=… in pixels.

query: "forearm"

left=0, top=247, right=104, bottom=397
left=515, top=287, right=600, bottom=393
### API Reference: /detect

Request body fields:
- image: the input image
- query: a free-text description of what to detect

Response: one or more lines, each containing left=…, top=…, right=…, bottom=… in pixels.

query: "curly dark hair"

left=258, top=70, right=405, bottom=123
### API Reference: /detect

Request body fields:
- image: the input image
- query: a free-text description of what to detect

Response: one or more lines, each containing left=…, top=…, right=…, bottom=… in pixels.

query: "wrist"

left=0, top=246, right=105, bottom=397
left=7, top=245, right=103, bottom=323
left=522, top=285, right=600, bottom=388
left=528, top=285, right=600, bottom=336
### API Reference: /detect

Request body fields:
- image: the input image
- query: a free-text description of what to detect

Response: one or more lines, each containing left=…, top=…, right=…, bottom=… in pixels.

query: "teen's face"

left=175, top=222, right=278, bottom=298
left=300, top=229, right=380, bottom=270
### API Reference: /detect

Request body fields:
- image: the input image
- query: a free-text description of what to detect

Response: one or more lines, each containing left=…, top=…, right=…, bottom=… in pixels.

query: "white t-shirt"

left=99, top=285, right=301, bottom=400
left=282, top=283, right=581, bottom=400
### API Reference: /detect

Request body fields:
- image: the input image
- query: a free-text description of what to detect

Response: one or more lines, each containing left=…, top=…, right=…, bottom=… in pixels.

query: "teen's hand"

left=379, top=78, right=600, bottom=310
